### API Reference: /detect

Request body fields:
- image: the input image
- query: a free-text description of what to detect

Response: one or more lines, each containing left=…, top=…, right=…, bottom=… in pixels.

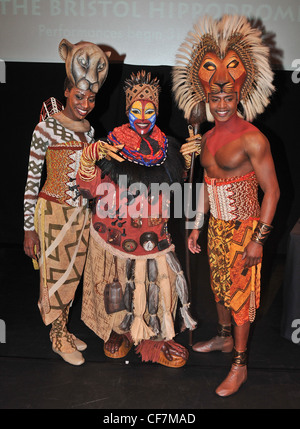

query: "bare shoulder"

left=202, top=131, right=208, bottom=142
left=242, top=129, right=270, bottom=159
left=202, top=130, right=212, bottom=147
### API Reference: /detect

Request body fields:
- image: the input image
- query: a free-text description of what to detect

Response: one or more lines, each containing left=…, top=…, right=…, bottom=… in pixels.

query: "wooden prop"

left=185, top=102, right=205, bottom=346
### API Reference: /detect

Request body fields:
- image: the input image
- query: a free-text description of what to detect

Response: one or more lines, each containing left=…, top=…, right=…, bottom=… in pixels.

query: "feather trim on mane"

left=172, top=15, right=274, bottom=122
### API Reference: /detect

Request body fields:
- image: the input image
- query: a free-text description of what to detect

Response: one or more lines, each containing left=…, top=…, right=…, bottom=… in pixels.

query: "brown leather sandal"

left=157, top=351, right=187, bottom=368
left=136, top=339, right=188, bottom=368
left=104, top=332, right=133, bottom=359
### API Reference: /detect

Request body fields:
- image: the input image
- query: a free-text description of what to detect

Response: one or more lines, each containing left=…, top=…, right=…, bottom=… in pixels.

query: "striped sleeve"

left=24, top=123, right=49, bottom=231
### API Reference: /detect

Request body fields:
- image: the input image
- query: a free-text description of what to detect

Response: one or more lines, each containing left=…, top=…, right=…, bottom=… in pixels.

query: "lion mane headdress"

left=172, top=15, right=275, bottom=122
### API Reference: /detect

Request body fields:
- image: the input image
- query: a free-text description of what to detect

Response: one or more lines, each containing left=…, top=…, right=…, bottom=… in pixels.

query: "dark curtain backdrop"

left=1, top=62, right=299, bottom=256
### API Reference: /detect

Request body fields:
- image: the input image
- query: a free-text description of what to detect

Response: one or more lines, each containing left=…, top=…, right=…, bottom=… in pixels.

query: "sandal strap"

left=217, top=323, right=232, bottom=338
left=232, top=348, right=248, bottom=367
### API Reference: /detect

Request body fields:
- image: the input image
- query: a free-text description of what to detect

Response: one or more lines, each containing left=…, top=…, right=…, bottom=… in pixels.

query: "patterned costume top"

left=76, top=71, right=197, bottom=362
left=24, top=115, right=94, bottom=231
left=205, top=173, right=262, bottom=325
left=205, top=171, right=260, bottom=222
left=77, top=132, right=182, bottom=257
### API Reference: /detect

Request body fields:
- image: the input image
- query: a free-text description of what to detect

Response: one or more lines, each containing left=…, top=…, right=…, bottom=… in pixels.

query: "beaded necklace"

left=107, top=124, right=168, bottom=167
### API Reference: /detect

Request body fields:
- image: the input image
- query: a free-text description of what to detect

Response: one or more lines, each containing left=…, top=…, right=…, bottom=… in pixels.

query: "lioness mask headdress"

left=59, top=39, right=111, bottom=93
left=172, top=15, right=275, bottom=122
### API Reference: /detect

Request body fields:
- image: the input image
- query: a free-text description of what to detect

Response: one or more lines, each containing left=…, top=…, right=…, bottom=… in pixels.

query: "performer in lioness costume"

left=76, top=71, right=196, bottom=367
left=23, top=39, right=113, bottom=365
left=173, top=15, right=280, bottom=395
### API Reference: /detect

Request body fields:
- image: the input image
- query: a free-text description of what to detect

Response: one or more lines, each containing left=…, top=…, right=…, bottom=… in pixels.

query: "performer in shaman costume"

left=23, top=39, right=113, bottom=365
left=173, top=15, right=280, bottom=394
left=76, top=71, right=196, bottom=367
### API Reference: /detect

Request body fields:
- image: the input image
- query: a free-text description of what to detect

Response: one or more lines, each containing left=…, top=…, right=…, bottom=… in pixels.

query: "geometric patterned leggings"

left=49, top=304, right=77, bottom=353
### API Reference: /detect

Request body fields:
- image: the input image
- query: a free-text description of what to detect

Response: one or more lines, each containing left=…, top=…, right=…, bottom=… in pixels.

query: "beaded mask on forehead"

left=172, top=15, right=275, bottom=122
left=124, top=70, right=160, bottom=114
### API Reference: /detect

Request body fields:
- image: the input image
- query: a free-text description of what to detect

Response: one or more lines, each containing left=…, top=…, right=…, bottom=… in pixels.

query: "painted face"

left=63, top=86, right=96, bottom=121
left=128, top=100, right=156, bottom=136
left=198, top=50, right=246, bottom=102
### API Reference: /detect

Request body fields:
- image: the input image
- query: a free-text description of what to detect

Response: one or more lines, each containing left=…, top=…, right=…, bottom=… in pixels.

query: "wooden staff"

left=185, top=103, right=205, bottom=346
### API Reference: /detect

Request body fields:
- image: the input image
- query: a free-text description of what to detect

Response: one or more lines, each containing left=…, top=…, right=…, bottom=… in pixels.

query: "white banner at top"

left=0, top=0, right=299, bottom=70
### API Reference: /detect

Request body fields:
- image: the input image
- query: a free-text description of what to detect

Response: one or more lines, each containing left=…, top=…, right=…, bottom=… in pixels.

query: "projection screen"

left=0, top=0, right=299, bottom=70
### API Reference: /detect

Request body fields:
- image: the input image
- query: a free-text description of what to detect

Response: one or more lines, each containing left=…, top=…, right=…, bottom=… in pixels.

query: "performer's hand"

left=79, top=141, right=125, bottom=181
left=180, top=134, right=202, bottom=156
left=242, top=241, right=263, bottom=268
left=96, top=140, right=125, bottom=162
left=24, top=230, right=40, bottom=260
left=81, top=140, right=124, bottom=164
left=187, top=230, right=201, bottom=254
left=180, top=134, right=201, bottom=169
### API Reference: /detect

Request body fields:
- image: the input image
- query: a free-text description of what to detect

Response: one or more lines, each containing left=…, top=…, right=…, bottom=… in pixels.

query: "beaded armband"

left=78, top=156, right=97, bottom=181
left=251, top=221, right=273, bottom=246
left=78, top=141, right=107, bottom=182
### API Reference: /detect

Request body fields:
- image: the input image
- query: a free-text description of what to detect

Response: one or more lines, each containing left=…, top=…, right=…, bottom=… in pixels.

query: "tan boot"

left=50, top=307, right=85, bottom=366
left=192, top=324, right=233, bottom=353
left=215, top=348, right=248, bottom=397
left=52, top=347, right=85, bottom=366
left=71, top=335, right=87, bottom=352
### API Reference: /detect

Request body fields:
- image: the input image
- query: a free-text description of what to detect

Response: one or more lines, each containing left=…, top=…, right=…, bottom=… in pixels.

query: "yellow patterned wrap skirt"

left=207, top=216, right=261, bottom=325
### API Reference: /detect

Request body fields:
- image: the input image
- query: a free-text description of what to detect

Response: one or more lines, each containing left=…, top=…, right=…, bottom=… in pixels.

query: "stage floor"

left=0, top=245, right=300, bottom=410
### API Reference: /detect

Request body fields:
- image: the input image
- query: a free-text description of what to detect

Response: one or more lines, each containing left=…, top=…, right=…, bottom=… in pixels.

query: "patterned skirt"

left=34, top=198, right=90, bottom=325
left=207, top=216, right=261, bottom=325
left=81, top=227, right=196, bottom=345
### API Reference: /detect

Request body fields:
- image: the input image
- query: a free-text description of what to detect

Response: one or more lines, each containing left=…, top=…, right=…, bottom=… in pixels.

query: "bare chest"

left=201, top=139, right=251, bottom=177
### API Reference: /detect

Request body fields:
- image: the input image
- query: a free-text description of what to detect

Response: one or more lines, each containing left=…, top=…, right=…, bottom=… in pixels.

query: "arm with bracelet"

left=78, top=140, right=124, bottom=182
left=187, top=179, right=210, bottom=254
left=77, top=140, right=124, bottom=198
left=242, top=132, right=280, bottom=268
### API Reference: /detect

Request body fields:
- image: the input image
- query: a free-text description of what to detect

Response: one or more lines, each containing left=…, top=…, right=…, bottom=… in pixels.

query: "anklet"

left=232, top=348, right=248, bottom=367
